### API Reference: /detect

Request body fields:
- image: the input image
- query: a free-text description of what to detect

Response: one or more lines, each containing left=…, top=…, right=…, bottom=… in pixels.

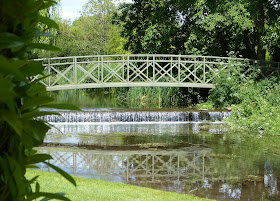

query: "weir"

left=40, top=110, right=231, bottom=123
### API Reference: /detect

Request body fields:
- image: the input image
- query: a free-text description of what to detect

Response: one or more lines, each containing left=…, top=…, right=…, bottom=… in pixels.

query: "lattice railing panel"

left=76, top=63, right=100, bottom=84
left=33, top=54, right=279, bottom=91
left=103, top=62, right=126, bottom=83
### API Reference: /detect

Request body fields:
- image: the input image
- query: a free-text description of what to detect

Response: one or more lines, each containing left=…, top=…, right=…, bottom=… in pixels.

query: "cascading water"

left=41, top=109, right=230, bottom=137
left=40, top=109, right=231, bottom=123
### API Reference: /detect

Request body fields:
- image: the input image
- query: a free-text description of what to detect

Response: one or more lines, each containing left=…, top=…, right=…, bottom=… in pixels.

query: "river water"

left=38, top=109, right=280, bottom=200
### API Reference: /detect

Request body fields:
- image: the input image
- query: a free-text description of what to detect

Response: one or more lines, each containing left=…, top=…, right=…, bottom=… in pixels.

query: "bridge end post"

left=48, top=58, right=51, bottom=87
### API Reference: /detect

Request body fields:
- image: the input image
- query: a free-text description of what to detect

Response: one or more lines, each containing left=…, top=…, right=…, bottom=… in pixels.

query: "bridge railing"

left=34, top=54, right=280, bottom=91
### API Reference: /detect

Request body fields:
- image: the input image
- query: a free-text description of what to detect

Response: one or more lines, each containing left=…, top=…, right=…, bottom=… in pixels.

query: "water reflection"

left=38, top=145, right=280, bottom=201
left=38, top=147, right=210, bottom=187
left=40, top=116, right=280, bottom=200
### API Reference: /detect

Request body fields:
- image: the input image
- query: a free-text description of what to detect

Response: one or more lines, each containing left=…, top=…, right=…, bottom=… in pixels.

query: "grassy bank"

left=26, top=169, right=213, bottom=201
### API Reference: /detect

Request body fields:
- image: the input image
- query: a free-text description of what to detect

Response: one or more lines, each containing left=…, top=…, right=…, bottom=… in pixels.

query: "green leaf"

left=0, top=33, right=24, bottom=49
left=22, top=120, right=50, bottom=147
left=1, top=110, right=23, bottom=136
left=0, top=79, right=16, bottom=103
left=27, top=192, right=69, bottom=201
left=42, top=103, right=80, bottom=111
left=29, top=43, right=61, bottom=51
left=35, top=31, right=53, bottom=37
left=43, top=162, right=76, bottom=187
left=26, top=84, right=48, bottom=96
left=0, top=56, right=25, bottom=80
left=40, top=193, right=68, bottom=201
left=36, top=182, right=40, bottom=193
left=38, top=16, right=59, bottom=30
left=21, top=96, right=54, bottom=111
left=38, top=0, right=57, bottom=11
left=19, top=61, right=44, bottom=77
left=25, top=154, right=53, bottom=165
left=26, top=175, right=40, bottom=185
left=21, top=111, right=59, bottom=119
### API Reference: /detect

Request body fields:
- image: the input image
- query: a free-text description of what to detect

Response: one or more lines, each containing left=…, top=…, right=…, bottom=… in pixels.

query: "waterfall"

left=39, top=110, right=231, bottom=123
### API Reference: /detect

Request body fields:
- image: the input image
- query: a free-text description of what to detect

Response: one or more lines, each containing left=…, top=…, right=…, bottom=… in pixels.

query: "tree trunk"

left=255, top=3, right=266, bottom=60
left=243, top=30, right=256, bottom=59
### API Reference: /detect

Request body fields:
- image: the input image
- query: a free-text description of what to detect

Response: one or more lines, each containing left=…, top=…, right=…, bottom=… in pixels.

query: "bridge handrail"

left=33, top=54, right=280, bottom=91
left=34, top=54, right=280, bottom=66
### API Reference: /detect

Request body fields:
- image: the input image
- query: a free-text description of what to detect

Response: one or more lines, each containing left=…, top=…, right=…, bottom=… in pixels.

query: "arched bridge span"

left=34, top=54, right=279, bottom=91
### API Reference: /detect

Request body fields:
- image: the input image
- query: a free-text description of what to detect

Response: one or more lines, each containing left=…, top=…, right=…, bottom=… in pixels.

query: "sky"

left=60, top=0, right=132, bottom=22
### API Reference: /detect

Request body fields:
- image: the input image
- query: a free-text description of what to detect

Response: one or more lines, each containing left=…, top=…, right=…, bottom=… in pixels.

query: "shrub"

left=0, top=0, right=77, bottom=200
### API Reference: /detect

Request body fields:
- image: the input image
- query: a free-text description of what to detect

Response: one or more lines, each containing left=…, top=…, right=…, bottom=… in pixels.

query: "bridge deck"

left=34, top=54, right=279, bottom=91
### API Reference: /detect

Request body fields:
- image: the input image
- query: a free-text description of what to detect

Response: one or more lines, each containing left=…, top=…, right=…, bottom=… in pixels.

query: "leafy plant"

left=227, top=78, right=280, bottom=135
left=205, top=54, right=280, bottom=135
left=208, top=54, right=258, bottom=108
left=0, top=0, right=78, bottom=200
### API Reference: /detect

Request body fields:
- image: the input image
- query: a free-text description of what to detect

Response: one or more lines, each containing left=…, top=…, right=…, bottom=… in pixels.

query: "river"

left=37, top=108, right=280, bottom=200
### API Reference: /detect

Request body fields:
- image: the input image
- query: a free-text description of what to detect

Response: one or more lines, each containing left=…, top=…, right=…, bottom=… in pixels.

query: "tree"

left=183, top=0, right=280, bottom=60
left=0, top=0, right=77, bottom=200
left=116, top=0, right=188, bottom=54
left=39, top=0, right=128, bottom=58
left=117, top=0, right=280, bottom=61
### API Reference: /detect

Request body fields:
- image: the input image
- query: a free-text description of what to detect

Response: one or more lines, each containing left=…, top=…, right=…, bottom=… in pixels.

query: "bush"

left=228, top=79, right=280, bottom=135
left=0, top=0, right=77, bottom=200
left=205, top=53, right=280, bottom=135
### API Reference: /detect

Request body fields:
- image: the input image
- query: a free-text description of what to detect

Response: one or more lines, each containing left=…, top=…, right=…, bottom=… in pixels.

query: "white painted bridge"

left=34, top=54, right=279, bottom=91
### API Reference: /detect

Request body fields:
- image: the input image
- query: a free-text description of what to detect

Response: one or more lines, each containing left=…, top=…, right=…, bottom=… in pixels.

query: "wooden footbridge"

left=34, top=54, right=280, bottom=91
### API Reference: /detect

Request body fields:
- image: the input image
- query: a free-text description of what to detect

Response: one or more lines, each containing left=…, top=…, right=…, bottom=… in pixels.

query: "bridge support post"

left=101, top=56, right=103, bottom=83
left=48, top=58, right=50, bottom=87
left=153, top=55, right=155, bottom=82
left=74, top=57, right=77, bottom=84
left=178, top=56, right=181, bottom=84
left=127, top=56, right=130, bottom=82
left=203, top=56, right=206, bottom=83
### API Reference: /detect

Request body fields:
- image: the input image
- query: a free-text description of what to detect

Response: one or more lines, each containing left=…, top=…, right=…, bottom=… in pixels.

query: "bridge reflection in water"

left=38, top=147, right=210, bottom=190
left=37, top=145, right=280, bottom=200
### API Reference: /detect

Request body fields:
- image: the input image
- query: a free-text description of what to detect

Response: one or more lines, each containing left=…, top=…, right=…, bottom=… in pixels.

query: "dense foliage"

left=37, top=0, right=128, bottom=58
left=116, top=0, right=280, bottom=61
left=0, top=0, right=78, bottom=200
left=202, top=58, right=280, bottom=135
left=227, top=78, right=280, bottom=135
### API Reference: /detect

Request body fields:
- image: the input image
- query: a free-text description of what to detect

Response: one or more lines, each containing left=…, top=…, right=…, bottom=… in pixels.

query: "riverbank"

left=26, top=169, right=213, bottom=201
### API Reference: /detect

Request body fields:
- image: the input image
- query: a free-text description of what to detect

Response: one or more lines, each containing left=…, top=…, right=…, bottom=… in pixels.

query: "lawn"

left=26, top=169, right=214, bottom=201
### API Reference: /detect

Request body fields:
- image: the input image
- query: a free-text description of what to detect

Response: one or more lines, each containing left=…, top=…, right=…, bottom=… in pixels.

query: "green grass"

left=26, top=169, right=214, bottom=201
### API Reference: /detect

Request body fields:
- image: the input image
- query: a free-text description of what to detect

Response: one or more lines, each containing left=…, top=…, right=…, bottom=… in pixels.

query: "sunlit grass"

left=26, top=169, right=214, bottom=201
